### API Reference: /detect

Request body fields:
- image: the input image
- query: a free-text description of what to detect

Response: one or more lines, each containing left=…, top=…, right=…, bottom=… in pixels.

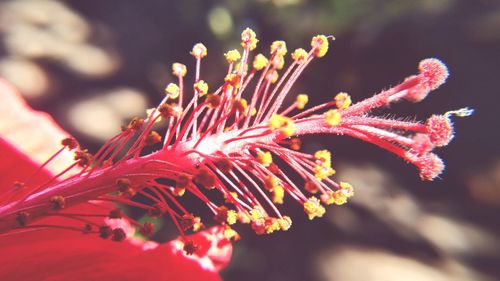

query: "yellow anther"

left=257, top=151, right=273, bottom=167
left=264, top=175, right=280, bottom=191
left=205, top=94, right=221, bottom=108
left=321, top=190, right=335, bottom=205
left=334, top=92, right=352, bottom=110
left=303, top=197, right=326, bottom=220
left=269, top=114, right=283, bottom=130
left=165, top=83, right=180, bottom=99
left=224, top=49, right=241, bottom=63
left=314, top=165, right=335, bottom=180
left=224, top=73, right=241, bottom=89
left=325, top=109, right=341, bottom=126
left=146, top=108, right=162, bottom=123
left=304, top=180, right=320, bottom=194
left=173, top=187, right=186, bottom=197
left=296, top=94, right=309, bottom=110
left=253, top=53, right=268, bottom=70
left=311, top=35, right=330, bottom=58
left=191, top=43, right=207, bottom=59
left=172, top=63, right=187, bottom=77
left=251, top=108, right=257, bottom=116
left=234, top=62, right=248, bottom=75
left=238, top=211, right=251, bottom=224
left=192, top=219, right=203, bottom=232
left=214, top=206, right=235, bottom=224
left=194, top=80, right=209, bottom=96
left=272, top=185, right=285, bottom=204
left=264, top=217, right=281, bottom=234
left=269, top=114, right=295, bottom=137
left=181, top=214, right=203, bottom=232
left=233, top=98, right=248, bottom=115
left=291, top=48, right=308, bottom=64
left=339, top=181, right=354, bottom=198
left=223, top=226, right=241, bottom=241
left=333, top=191, right=348, bottom=205
left=281, top=120, right=295, bottom=137
left=226, top=209, right=238, bottom=225
left=321, top=183, right=353, bottom=205
left=314, top=150, right=332, bottom=167
left=241, top=27, right=258, bottom=50
left=277, top=216, right=292, bottom=231
left=249, top=205, right=266, bottom=221
left=271, top=55, right=285, bottom=70
left=270, top=40, right=287, bottom=56
left=224, top=191, right=239, bottom=204
left=267, top=70, right=279, bottom=83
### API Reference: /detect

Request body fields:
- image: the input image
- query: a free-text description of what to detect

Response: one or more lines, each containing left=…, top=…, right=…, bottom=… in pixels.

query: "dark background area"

left=1, top=0, right=498, bottom=280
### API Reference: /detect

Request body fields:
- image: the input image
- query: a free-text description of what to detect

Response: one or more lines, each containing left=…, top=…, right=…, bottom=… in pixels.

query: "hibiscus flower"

left=0, top=28, right=471, bottom=280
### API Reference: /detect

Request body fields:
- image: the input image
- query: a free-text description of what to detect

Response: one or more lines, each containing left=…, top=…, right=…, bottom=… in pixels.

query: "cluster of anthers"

left=0, top=28, right=471, bottom=254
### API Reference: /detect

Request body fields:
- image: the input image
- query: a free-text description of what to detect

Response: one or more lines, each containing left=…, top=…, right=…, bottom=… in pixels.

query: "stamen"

left=0, top=28, right=470, bottom=243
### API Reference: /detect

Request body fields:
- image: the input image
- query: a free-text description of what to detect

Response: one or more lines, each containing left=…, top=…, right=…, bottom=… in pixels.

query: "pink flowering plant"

left=0, top=28, right=471, bottom=279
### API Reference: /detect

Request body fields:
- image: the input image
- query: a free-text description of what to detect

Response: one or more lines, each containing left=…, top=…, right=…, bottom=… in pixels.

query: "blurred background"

left=1, top=0, right=498, bottom=280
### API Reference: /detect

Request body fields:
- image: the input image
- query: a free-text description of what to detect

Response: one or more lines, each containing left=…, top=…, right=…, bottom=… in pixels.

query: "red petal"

left=0, top=227, right=228, bottom=281
left=0, top=137, right=52, bottom=190
left=168, top=226, right=233, bottom=272
left=0, top=78, right=78, bottom=182
left=0, top=79, right=231, bottom=279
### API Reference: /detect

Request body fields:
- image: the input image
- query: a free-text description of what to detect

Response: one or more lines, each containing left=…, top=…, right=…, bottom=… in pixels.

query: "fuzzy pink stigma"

left=426, top=115, right=454, bottom=147
left=418, top=58, right=449, bottom=90
left=411, top=133, right=434, bottom=155
left=414, top=153, right=445, bottom=181
left=404, top=58, right=449, bottom=103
